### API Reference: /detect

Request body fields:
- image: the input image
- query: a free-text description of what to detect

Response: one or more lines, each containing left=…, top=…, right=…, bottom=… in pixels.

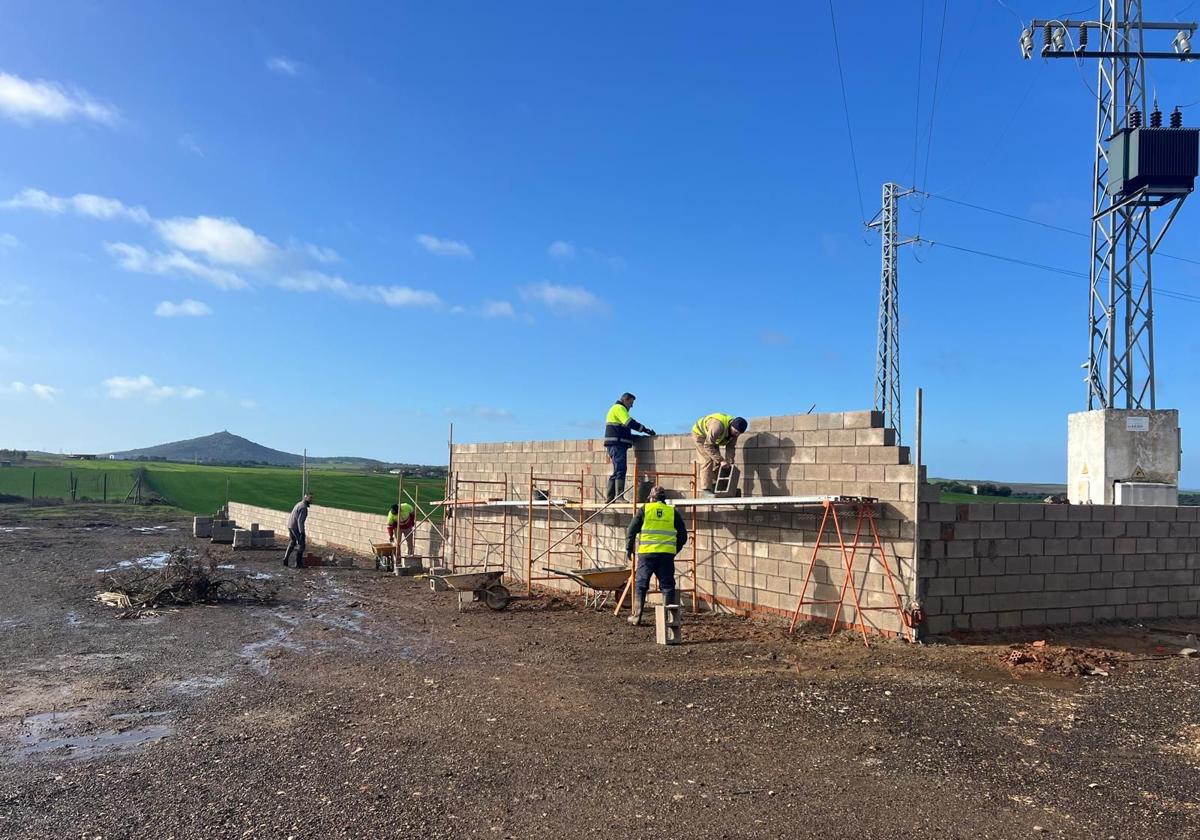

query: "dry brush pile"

left=96, top=547, right=278, bottom=618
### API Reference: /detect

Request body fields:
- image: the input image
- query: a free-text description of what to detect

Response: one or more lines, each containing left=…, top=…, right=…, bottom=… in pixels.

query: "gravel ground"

left=1, top=504, right=1198, bottom=839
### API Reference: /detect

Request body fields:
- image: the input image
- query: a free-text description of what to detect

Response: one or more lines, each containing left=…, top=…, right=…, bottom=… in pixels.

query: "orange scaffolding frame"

left=525, top=468, right=586, bottom=595
left=451, top=475, right=511, bottom=572
left=612, top=461, right=700, bottom=615
left=787, top=499, right=906, bottom=647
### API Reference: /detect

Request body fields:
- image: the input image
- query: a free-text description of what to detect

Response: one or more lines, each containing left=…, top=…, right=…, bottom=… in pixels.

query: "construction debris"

left=1003, top=643, right=1119, bottom=678
left=95, top=547, right=277, bottom=618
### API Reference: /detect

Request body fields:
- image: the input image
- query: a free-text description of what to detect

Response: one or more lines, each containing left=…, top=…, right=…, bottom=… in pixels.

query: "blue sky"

left=0, top=1, right=1198, bottom=483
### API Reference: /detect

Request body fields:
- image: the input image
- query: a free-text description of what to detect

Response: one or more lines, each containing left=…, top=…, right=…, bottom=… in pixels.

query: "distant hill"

left=109, top=431, right=305, bottom=466
left=105, top=431, right=441, bottom=474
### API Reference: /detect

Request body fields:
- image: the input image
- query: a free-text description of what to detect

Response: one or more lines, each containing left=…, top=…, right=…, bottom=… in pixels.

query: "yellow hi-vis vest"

left=638, top=501, right=677, bottom=555
left=692, top=412, right=735, bottom=445
left=606, top=403, right=631, bottom=426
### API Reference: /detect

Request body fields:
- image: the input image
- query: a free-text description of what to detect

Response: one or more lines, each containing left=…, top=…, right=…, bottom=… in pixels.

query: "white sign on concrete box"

left=1125, top=416, right=1150, bottom=432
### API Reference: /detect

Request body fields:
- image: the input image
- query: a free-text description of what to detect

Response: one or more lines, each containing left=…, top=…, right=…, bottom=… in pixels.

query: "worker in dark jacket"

left=603, top=392, right=655, bottom=503
left=282, top=493, right=312, bottom=569
left=624, top=485, right=688, bottom=626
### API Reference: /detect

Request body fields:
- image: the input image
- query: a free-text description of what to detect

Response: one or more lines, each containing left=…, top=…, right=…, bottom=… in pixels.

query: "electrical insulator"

left=1150, top=105, right=1162, bottom=127
left=1043, top=23, right=1053, bottom=49
left=1171, top=107, right=1183, bottom=128
left=1129, top=109, right=1142, bottom=128
left=1078, top=25, right=1088, bottom=49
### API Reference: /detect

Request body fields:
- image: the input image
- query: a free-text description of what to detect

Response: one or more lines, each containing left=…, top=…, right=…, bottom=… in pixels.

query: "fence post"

left=103, top=472, right=108, bottom=503
left=30, top=472, right=35, bottom=508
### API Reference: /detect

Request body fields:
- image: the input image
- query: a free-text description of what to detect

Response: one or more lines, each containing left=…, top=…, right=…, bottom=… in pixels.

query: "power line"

left=916, top=190, right=1200, bottom=267
left=913, top=236, right=1200, bottom=304
left=917, top=0, right=950, bottom=235
left=828, top=0, right=867, bottom=224
left=911, top=0, right=926, bottom=188
left=917, top=237, right=1087, bottom=278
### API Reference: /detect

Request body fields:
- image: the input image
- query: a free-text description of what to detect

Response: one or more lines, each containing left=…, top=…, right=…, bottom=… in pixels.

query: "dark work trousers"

left=605, top=444, right=629, bottom=501
left=635, top=552, right=677, bottom=602
left=282, top=528, right=306, bottom=567
left=606, top=444, right=628, bottom=482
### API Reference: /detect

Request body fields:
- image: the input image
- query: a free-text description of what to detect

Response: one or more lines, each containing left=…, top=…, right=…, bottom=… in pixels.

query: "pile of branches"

left=97, top=547, right=277, bottom=618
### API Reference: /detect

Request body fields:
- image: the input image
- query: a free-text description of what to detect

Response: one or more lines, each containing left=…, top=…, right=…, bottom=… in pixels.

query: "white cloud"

left=277, top=271, right=441, bottom=308
left=156, top=215, right=277, bottom=267
left=548, top=240, right=575, bottom=260
left=416, top=233, right=473, bottom=259
left=155, top=299, right=212, bottom=318
left=289, top=239, right=339, bottom=264
left=480, top=300, right=515, bottom=319
left=0, top=281, right=30, bottom=306
left=103, top=374, right=204, bottom=401
left=0, top=232, right=17, bottom=254
left=1, top=381, right=59, bottom=400
left=2, top=188, right=150, bottom=223
left=519, top=281, right=607, bottom=315
left=267, top=57, right=301, bottom=76
left=106, top=242, right=248, bottom=290
left=0, top=71, right=118, bottom=125
left=178, top=133, right=204, bottom=157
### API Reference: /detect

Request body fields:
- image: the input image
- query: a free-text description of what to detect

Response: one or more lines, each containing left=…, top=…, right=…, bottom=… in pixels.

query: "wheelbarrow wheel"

left=484, top=584, right=511, bottom=611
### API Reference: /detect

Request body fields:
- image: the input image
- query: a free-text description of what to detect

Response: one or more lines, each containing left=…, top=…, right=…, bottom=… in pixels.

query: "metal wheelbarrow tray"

left=438, top=569, right=511, bottom=611
left=545, top=565, right=630, bottom=608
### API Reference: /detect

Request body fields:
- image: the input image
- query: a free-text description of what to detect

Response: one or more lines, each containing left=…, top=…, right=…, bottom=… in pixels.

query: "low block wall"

left=228, top=502, right=444, bottom=558
left=448, top=410, right=920, bottom=635
left=919, top=501, right=1200, bottom=633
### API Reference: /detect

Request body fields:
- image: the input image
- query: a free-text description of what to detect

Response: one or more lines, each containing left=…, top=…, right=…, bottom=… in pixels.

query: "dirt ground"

left=1, top=505, right=1199, bottom=839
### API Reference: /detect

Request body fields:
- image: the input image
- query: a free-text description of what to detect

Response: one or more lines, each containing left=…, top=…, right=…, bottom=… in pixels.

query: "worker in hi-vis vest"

left=624, top=485, right=689, bottom=626
left=387, top=502, right=416, bottom=556
left=692, top=413, right=748, bottom=495
left=603, top=392, right=655, bottom=503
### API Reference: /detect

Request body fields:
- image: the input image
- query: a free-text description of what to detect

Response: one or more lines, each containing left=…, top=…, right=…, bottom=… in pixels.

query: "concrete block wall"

left=227, top=502, right=444, bottom=559
left=919, top=501, right=1200, bottom=633
left=448, top=410, right=920, bottom=634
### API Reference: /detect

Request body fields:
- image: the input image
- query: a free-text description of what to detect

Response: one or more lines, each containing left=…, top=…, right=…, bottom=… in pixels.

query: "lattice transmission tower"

left=1020, top=4, right=1198, bottom=409
left=868, top=182, right=916, bottom=443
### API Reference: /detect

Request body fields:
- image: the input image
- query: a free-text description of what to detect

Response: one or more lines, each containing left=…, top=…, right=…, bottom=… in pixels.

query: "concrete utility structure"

left=1020, top=3, right=1199, bottom=504
left=1067, top=408, right=1181, bottom=504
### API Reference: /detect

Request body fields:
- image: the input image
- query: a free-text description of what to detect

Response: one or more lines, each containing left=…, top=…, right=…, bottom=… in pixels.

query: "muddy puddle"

left=14, top=709, right=173, bottom=760
left=95, top=551, right=172, bottom=573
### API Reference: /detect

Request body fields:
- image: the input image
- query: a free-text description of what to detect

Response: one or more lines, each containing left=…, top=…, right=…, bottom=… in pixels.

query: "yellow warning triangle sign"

left=1133, top=465, right=1146, bottom=479
left=1080, top=463, right=1089, bottom=475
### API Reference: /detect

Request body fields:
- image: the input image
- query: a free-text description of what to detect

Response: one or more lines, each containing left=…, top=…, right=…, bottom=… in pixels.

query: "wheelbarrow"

left=438, top=569, right=511, bottom=611
left=371, top=542, right=396, bottom=572
left=545, top=565, right=630, bottom=609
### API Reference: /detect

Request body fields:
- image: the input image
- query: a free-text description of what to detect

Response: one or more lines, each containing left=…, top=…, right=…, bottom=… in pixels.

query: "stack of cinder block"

left=193, top=516, right=213, bottom=538
left=209, top=517, right=237, bottom=544
left=232, top=522, right=277, bottom=550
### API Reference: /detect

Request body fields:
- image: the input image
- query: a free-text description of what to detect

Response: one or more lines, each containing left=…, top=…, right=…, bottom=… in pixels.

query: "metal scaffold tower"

left=1021, top=4, right=1198, bottom=409
left=867, top=182, right=915, bottom=442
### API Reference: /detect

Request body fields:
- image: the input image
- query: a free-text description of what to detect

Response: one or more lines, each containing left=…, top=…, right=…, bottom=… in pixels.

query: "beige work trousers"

left=694, top=438, right=723, bottom=490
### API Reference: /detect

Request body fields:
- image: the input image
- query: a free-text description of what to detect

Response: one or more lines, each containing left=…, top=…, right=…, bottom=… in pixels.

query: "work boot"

left=627, top=594, right=645, bottom=626
left=605, top=476, right=617, bottom=504
left=614, top=479, right=626, bottom=502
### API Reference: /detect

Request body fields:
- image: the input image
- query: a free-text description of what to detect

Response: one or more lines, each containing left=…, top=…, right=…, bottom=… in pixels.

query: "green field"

left=0, top=461, right=445, bottom=517
left=939, top=491, right=1039, bottom=505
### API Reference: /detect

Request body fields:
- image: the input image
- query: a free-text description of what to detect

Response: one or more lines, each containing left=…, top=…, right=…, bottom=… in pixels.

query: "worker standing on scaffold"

left=692, top=413, right=747, bottom=496
left=603, top=392, right=655, bottom=503
left=625, top=485, right=688, bottom=626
